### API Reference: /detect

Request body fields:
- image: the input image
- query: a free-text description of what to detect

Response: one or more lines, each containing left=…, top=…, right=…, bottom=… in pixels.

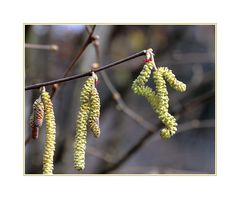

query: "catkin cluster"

left=30, top=97, right=44, bottom=139
left=74, top=74, right=101, bottom=170
left=41, top=89, right=56, bottom=175
left=132, top=61, right=186, bottom=139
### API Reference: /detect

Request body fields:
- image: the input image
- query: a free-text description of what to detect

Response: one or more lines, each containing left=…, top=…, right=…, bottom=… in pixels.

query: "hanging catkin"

left=41, top=87, right=56, bottom=175
left=74, top=76, right=94, bottom=170
left=153, top=68, right=177, bottom=139
left=131, top=58, right=186, bottom=139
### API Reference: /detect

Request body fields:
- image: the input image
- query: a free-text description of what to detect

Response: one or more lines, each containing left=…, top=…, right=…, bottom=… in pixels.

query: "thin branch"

left=62, top=25, right=96, bottom=78
left=148, top=119, right=215, bottom=145
left=25, top=43, right=59, bottom=51
left=87, top=145, right=114, bottom=164
left=177, top=119, right=215, bottom=133
left=25, top=50, right=146, bottom=91
left=50, top=25, right=96, bottom=98
left=101, top=71, right=156, bottom=132
left=100, top=128, right=155, bottom=174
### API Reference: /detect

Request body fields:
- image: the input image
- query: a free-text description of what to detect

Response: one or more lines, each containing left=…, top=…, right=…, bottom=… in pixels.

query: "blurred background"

left=25, top=24, right=215, bottom=174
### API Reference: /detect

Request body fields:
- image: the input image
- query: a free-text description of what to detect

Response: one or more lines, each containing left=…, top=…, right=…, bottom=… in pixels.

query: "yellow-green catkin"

left=153, top=68, right=177, bottom=139
left=88, top=86, right=101, bottom=138
left=160, top=67, right=186, bottom=92
left=131, top=61, right=160, bottom=112
left=131, top=61, right=154, bottom=94
left=74, top=77, right=94, bottom=170
left=41, top=88, right=56, bottom=175
left=131, top=60, right=187, bottom=139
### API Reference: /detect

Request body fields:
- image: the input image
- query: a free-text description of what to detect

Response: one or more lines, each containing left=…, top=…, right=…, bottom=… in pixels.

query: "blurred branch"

left=50, top=25, right=96, bottom=98
left=62, top=25, right=96, bottom=78
left=148, top=119, right=215, bottom=145
left=25, top=43, right=59, bottom=51
left=100, top=88, right=215, bottom=174
left=101, top=73, right=156, bottom=132
left=87, top=145, right=114, bottom=164
left=25, top=50, right=146, bottom=90
left=178, top=119, right=215, bottom=133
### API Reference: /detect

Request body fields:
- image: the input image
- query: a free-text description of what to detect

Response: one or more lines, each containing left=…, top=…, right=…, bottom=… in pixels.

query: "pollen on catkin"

left=30, top=97, right=44, bottom=139
left=88, top=86, right=101, bottom=138
left=153, top=68, right=178, bottom=139
left=131, top=59, right=186, bottom=139
left=74, top=76, right=94, bottom=170
left=131, top=61, right=160, bottom=112
left=41, top=88, right=56, bottom=175
left=160, top=67, right=186, bottom=92
left=131, top=61, right=154, bottom=94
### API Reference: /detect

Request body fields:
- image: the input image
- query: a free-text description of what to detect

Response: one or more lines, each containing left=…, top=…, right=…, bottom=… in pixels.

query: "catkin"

left=131, top=61, right=154, bottom=93
left=41, top=88, right=56, bottom=175
left=74, top=77, right=94, bottom=170
left=153, top=68, right=177, bottom=139
left=160, top=67, right=186, bottom=92
left=30, top=97, right=44, bottom=139
left=88, top=86, right=101, bottom=138
left=131, top=60, right=186, bottom=139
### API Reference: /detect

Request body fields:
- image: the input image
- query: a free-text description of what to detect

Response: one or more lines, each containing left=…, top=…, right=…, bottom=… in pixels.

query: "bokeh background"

left=25, top=24, right=215, bottom=174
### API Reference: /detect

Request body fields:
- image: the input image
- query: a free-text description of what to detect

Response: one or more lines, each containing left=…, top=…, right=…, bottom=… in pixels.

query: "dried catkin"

left=74, top=77, right=94, bottom=170
left=41, top=88, right=56, bottom=175
left=30, top=97, right=44, bottom=139
left=88, top=86, right=101, bottom=138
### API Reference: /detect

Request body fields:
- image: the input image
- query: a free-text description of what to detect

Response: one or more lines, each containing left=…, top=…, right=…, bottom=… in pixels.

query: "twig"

left=50, top=25, right=96, bottom=98
left=148, top=119, right=215, bottom=145
left=101, top=71, right=156, bottom=132
left=25, top=50, right=146, bottom=90
left=62, top=25, right=96, bottom=78
left=177, top=119, right=215, bottom=133
left=87, top=145, right=114, bottom=164
left=25, top=43, right=59, bottom=51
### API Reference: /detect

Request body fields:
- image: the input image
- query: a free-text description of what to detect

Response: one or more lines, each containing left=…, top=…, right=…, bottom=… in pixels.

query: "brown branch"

left=50, top=25, right=96, bottom=98
left=148, top=119, right=215, bottom=145
left=101, top=72, right=156, bottom=132
left=25, top=50, right=147, bottom=91
left=62, top=25, right=96, bottom=78
left=87, top=145, right=114, bottom=164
